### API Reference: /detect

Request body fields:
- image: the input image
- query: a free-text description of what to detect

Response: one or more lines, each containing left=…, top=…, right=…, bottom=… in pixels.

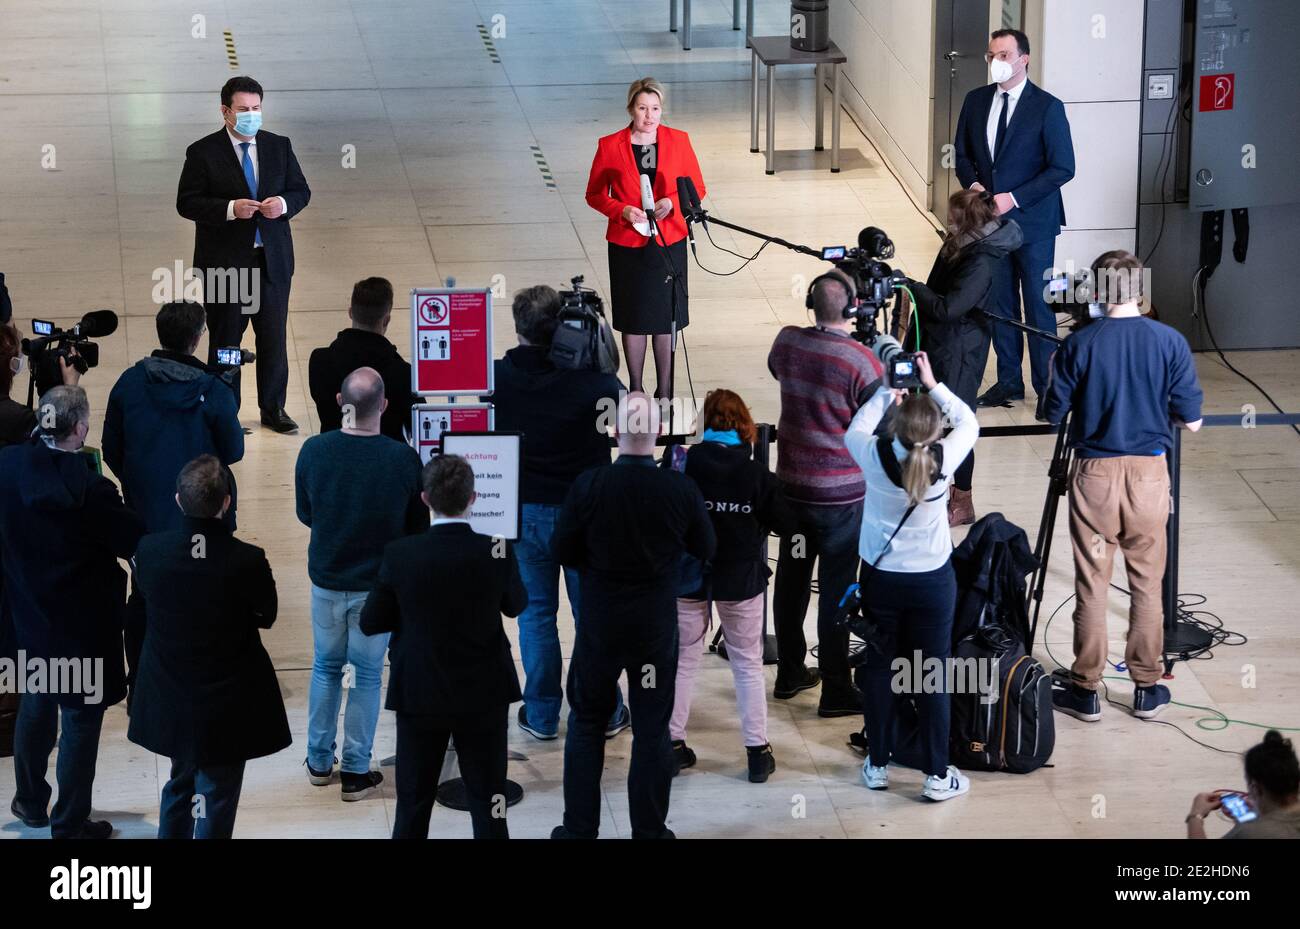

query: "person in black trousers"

left=901, top=187, right=1022, bottom=526
left=128, top=455, right=290, bottom=838
left=176, top=75, right=310, bottom=432
left=0, top=386, right=145, bottom=837
left=360, top=455, right=527, bottom=839
left=551, top=391, right=716, bottom=839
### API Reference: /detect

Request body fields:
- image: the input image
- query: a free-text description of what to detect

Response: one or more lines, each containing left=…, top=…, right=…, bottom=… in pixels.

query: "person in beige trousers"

left=1040, top=251, right=1203, bottom=723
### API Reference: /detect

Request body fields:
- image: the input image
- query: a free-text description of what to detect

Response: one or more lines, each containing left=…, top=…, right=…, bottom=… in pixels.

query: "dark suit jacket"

left=176, top=128, right=311, bottom=285
left=128, top=517, right=290, bottom=765
left=0, top=442, right=144, bottom=709
left=953, top=81, right=1075, bottom=243
left=308, top=329, right=419, bottom=442
left=360, top=522, right=527, bottom=719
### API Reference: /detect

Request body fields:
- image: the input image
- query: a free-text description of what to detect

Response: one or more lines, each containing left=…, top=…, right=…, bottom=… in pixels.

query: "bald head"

left=616, top=390, right=660, bottom=455
left=338, top=366, right=387, bottom=431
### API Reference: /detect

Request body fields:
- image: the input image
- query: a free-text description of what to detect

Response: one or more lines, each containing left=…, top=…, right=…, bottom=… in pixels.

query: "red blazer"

left=585, top=124, right=707, bottom=249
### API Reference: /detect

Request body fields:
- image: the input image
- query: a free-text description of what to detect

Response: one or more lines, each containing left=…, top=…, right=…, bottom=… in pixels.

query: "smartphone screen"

left=1220, top=793, right=1257, bottom=823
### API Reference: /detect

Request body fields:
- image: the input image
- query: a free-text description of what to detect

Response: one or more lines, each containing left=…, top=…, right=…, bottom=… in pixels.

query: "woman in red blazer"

left=586, top=77, right=707, bottom=397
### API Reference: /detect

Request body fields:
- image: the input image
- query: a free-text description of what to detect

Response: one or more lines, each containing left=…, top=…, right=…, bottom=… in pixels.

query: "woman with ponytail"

left=1187, top=730, right=1300, bottom=838
left=844, top=351, right=978, bottom=802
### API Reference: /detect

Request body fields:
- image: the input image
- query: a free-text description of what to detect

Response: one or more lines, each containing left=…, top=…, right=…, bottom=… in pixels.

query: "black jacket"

left=128, top=517, right=290, bottom=765
left=0, top=398, right=35, bottom=450
left=950, top=512, right=1039, bottom=648
left=553, top=456, right=716, bottom=630
left=906, top=219, right=1023, bottom=406
left=309, top=329, right=419, bottom=442
left=103, top=351, right=244, bottom=532
left=176, top=128, right=310, bottom=285
left=670, top=441, right=797, bottom=601
left=491, top=346, right=623, bottom=505
left=360, top=523, right=527, bottom=719
left=0, top=442, right=145, bottom=708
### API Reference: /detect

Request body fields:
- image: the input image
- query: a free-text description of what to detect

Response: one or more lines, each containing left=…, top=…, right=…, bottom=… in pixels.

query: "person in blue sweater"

left=295, top=366, right=426, bottom=800
left=1043, top=250, right=1203, bottom=723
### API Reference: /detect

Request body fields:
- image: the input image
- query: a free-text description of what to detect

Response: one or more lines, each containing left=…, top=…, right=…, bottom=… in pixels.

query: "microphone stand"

left=646, top=207, right=686, bottom=435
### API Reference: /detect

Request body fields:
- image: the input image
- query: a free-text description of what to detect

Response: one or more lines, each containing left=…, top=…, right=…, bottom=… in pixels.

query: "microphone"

left=640, top=174, right=657, bottom=237
left=676, top=176, right=697, bottom=248
left=73, top=310, right=119, bottom=338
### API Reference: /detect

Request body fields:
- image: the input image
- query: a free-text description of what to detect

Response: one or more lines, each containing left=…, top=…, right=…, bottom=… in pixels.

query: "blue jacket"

left=954, top=81, right=1075, bottom=244
left=102, top=352, right=244, bottom=532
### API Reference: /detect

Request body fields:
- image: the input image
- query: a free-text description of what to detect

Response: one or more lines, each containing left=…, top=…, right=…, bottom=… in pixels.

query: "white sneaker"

left=862, top=760, right=889, bottom=790
left=922, top=765, right=970, bottom=802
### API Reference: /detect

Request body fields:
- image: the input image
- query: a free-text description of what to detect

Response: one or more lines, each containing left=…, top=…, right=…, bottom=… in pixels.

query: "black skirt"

left=608, top=238, right=689, bottom=335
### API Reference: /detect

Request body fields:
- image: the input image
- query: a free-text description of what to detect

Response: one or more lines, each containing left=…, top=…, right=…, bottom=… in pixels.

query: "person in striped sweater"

left=766, top=270, right=885, bottom=717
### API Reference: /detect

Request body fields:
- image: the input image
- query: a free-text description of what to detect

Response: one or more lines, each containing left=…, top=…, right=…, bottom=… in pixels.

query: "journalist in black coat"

left=128, top=455, right=290, bottom=839
left=176, top=76, right=310, bottom=428
left=360, top=455, right=527, bottom=839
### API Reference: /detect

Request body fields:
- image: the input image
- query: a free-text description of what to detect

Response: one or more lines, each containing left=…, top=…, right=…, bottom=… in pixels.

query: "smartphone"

left=32, top=319, right=55, bottom=336
left=215, top=347, right=242, bottom=366
left=1220, top=792, right=1257, bottom=823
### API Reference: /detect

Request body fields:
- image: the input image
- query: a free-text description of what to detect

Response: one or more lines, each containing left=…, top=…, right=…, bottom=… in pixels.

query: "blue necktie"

left=240, top=141, right=262, bottom=246
left=994, top=92, right=1009, bottom=161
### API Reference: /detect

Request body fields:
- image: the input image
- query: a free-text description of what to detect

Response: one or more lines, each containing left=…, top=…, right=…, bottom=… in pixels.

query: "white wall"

left=1039, top=0, right=1144, bottom=270
left=829, top=0, right=936, bottom=203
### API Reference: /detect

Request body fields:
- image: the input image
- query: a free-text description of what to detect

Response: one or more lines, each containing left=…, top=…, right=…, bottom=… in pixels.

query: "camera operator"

left=1043, top=250, right=1203, bottom=723
left=102, top=300, right=244, bottom=534
left=0, top=385, right=145, bottom=837
left=767, top=269, right=885, bottom=716
left=492, top=284, right=626, bottom=742
left=899, top=188, right=1023, bottom=526
left=1, top=323, right=80, bottom=448
left=844, top=352, right=978, bottom=802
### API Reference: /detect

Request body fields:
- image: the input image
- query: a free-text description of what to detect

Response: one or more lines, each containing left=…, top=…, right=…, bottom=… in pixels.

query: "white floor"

left=1, top=0, right=1298, bottom=838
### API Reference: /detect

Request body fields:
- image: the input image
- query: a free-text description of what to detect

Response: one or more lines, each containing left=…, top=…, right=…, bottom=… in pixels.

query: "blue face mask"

left=232, top=110, right=262, bottom=136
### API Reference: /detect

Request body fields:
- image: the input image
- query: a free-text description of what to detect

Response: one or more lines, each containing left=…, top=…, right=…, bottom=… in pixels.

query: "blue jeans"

left=13, top=693, right=105, bottom=837
left=308, top=585, right=389, bottom=774
left=158, top=759, right=245, bottom=839
left=516, top=503, right=623, bottom=735
left=989, top=235, right=1059, bottom=396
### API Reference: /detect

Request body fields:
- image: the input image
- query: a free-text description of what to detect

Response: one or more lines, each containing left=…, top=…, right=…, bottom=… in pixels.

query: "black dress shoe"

left=10, top=798, right=49, bottom=828
left=260, top=407, right=299, bottom=434
left=976, top=382, right=1025, bottom=408
left=773, top=665, right=821, bottom=700
left=818, top=679, right=864, bottom=718
left=55, top=819, right=113, bottom=840
left=1034, top=396, right=1049, bottom=422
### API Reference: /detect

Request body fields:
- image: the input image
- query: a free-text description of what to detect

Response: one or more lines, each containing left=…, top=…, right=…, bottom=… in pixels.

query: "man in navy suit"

left=177, top=75, right=311, bottom=433
left=954, top=29, right=1075, bottom=420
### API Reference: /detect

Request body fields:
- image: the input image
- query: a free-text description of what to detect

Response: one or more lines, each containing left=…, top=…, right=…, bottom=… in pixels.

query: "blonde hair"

left=889, top=394, right=944, bottom=505
left=626, top=78, right=665, bottom=117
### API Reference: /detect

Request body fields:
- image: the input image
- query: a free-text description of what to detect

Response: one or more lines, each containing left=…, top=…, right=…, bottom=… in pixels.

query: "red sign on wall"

left=411, top=288, right=494, bottom=396
left=1198, top=73, right=1235, bottom=112
left=411, top=403, right=493, bottom=464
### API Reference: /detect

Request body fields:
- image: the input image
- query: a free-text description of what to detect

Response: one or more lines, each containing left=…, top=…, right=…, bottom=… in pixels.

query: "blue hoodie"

left=102, top=352, right=244, bottom=532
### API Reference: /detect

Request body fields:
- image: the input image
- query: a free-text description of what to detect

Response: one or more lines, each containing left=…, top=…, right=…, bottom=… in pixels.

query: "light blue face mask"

left=232, top=110, right=262, bottom=136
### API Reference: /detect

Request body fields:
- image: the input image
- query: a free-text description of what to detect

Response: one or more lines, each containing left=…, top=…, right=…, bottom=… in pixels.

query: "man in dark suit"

left=0, top=386, right=145, bottom=838
left=308, top=277, right=420, bottom=441
left=128, top=455, right=290, bottom=839
left=954, top=28, right=1075, bottom=420
left=550, top=392, right=715, bottom=840
left=360, top=455, right=527, bottom=839
left=176, top=75, right=311, bottom=433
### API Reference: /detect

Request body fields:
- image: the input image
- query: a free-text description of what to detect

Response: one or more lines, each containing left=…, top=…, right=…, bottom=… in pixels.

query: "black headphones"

left=805, top=268, right=857, bottom=315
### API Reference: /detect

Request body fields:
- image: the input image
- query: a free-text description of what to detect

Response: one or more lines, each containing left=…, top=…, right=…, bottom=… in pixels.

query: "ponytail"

left=889, top=394, right=944, bottom=505
left=1244, top=730, right=1300, bottom=800
left=900, top=442, right=939, bottom=506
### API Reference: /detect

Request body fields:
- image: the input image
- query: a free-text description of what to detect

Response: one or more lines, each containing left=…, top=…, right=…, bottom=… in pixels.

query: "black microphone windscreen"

left=76, top=309, right=119, bottom=337
left=676, top=176, right=692, bottom=213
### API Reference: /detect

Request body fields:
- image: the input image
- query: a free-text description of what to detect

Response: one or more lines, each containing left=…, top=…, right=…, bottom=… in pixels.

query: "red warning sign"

left=1198, top=73, right=1234, bottom=112
left=411, top=288, right=494, bottom=396
left=411, top=403, right=493, bottom=464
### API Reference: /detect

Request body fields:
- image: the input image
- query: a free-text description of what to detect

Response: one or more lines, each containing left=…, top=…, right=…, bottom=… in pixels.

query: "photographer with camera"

left=767, top=269, right=885, bottom=717
left=492, top=284, right=626, bottom=742
left=898, top=188, right=1023, bottom=527
left=103, top=301, right=244, bottom=534
left=0, top=385, right=146, bottom=837
left=1043, top=250, right=1202, bottom=723
left=844, top=351, right=978, bottom=801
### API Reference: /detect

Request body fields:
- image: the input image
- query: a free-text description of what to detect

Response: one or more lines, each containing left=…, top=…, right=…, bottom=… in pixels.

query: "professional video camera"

left=1045, top=267, right=1104, bottom=333
left=20, top=310, right=119, bottom=400
left=549, top=274, right=620, bottom=375
left=818, top=227, right=920, bottom=389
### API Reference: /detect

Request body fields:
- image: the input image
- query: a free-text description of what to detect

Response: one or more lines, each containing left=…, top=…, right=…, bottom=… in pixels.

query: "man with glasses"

left=953, top=28, right=1075, bottom=421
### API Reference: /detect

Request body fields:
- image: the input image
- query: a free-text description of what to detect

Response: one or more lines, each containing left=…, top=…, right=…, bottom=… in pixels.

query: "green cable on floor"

left=1042, top=602, right=1300, bottom=735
